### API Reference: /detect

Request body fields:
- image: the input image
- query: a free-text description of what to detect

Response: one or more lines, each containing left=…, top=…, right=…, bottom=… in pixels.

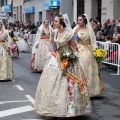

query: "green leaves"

left=60, top=51, right=78, bottom=63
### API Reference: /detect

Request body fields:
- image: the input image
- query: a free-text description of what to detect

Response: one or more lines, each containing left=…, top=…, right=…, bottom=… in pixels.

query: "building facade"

left=0, top=0, right=13, bottom=22
left=23, top=0, right=73, bottom=24
left=73, top=0, right=120, bottom=24
left=13, top=0, right=23, bottom=22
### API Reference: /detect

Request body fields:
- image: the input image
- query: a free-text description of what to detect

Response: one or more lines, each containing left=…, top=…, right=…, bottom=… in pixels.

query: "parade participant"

left=30, top=19, right=52, bottom=72
left=34, top=14, right=92, bottom=117
left=0, top=20, right=13, bottom=81
left=6, top=24, right=19, bottom=58
left=73, top=14, right=104, bottom=97
left=17, top=34, right=30, bottom=52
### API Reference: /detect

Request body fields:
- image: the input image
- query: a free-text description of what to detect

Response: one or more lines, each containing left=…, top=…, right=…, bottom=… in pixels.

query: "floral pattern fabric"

left=34, top=29, right=92, bottom=117
left=76, top=29, right=104, bottom=97
left=0, top=30, right=13, bottom=80
left=30, top=30, right=52, bottom=71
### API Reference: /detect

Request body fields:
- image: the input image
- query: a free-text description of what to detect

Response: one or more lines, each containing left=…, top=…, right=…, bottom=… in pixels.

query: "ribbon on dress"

left=51, top=39, right=86, bottom=101
left=74, top=32, right=81, bottom=42
left=74, top=32, right=103, bottom=91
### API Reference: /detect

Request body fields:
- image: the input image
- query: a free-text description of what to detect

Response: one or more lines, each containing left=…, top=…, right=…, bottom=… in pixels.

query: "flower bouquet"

left=10, top=44, right=17, bottom=53
left=13, top=36, right=18, bottom=43
left=60, top=51, right=78, bottom=75
left=94, top=48, right=107, bottom=67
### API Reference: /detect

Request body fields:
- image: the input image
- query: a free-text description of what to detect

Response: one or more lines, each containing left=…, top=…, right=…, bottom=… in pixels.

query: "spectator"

left=71, top=21, right=76, bottom=29
left=116, top=19, right=120, bottom=27
left=36, top=21, right=40, bottom=28
left=101, top=24, right=108, bottom=36
left=92, top=19, right=101, bottom=35
left=107, top=20, right=116, bottom=39
left=96, top=31, right=102, bottom=41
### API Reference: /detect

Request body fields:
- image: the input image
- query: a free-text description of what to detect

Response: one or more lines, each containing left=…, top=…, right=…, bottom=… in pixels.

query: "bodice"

left=41, top=29, right=50, bottom=39
left=0, top=30, right=8, bottom=41
left=77, top=30, right=91, bottom=45
left=54, top=29, right=73, bottom=53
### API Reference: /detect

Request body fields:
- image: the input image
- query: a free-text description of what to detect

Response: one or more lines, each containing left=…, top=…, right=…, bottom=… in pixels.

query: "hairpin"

left=60, top=16, right=64, bottom=20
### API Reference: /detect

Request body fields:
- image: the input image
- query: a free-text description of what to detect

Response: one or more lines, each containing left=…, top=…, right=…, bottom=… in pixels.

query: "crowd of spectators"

left=90, top=18, right=120, bottom=70
left=4, top=18, right=120, bottom=70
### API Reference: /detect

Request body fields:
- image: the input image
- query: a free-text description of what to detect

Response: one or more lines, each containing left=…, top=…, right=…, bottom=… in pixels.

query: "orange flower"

left=62, top=58, right=69, bottom=69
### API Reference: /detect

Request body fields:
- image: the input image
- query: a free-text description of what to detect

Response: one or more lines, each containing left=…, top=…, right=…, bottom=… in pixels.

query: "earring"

left=61, top=25, right=63, bottom=29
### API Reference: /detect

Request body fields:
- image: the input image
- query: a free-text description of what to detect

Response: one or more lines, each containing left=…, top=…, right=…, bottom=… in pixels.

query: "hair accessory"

left=60, top=16, right=64, bottom=20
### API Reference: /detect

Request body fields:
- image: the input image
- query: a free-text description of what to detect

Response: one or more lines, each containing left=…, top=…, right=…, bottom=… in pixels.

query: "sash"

left=74, top=32, right=102, bottom=81
left=52, top=40, right=86, bottom=101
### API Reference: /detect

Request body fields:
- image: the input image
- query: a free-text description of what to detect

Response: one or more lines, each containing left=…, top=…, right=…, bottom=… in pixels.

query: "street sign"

left=4, top=4, right=11, bottom=13
left=49, top=0, right=60, bottom=9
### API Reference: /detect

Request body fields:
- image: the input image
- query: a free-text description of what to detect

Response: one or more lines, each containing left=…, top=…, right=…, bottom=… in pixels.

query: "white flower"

left=66, top=51, right=71, bottom=56
left=63, top=52, right=66, bottom=56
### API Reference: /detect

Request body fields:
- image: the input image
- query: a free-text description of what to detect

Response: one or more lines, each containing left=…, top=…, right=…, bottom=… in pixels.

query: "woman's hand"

left=35, top=43, right=39, bottom=48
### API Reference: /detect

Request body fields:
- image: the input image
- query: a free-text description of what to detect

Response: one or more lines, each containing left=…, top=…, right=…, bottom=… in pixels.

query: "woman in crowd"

left=30, top=19, right=52, bottom=72
left=17, top=33, right=30, bottom=52
left=73, top=14, right=104, bottom=97
left=34, top=14, right=91, bottom=117
left=0, top=20, right=13, bottom=81
left=6, top=24, right=19, bottom=58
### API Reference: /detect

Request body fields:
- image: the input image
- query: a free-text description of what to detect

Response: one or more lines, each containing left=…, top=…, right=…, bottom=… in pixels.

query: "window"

left=24, top=0, right=31, bottom=2
left=77, top=0, right=84, bottom=16
left=0, top=0, right=4, bottom=7
left=39, top=12, right=42, bottom=22
left=98, top=0, right=102, bottom=23
left=4, top=0, right=7, bottom=6
left=20, top=6, right=22, bottom=22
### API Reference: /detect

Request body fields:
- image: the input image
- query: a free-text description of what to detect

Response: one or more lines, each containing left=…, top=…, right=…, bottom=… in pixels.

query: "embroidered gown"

left=34, top=29, right=92, bottom=117
left=30, top=29, right=52, bottom=71
left=74, top=28, right=104, bottom=97
left=0, top=30, right=13, bottom=80
left=17, top=37, right=30, bottom=52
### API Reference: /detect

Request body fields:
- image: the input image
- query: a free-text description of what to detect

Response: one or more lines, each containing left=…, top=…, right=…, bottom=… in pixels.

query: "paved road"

left=0, top=52, right=120, bottom=120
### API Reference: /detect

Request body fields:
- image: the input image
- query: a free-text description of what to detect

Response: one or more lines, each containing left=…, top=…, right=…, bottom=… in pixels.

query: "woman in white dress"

left=73, top=14, right=104, bottom=97
left=17, top=33, right=30, bottom=52
left=34, top=14, right=92, bottom=118
left=30, top=20, right=52, bottom=72
left=0, top=20, right=13, bottom=81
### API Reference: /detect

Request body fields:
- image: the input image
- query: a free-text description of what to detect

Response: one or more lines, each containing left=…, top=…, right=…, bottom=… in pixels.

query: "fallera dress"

left=0, top=30, right=13, bottom=80
left=74, top=27, right=104, bottom=97
left=34, top=29, right=92, bottom=117
left=31, top=29, right=52, bottom=71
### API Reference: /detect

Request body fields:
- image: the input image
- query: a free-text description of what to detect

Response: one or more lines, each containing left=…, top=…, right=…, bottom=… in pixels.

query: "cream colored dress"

left=76, top=29, right=104, bottom=97
left=34, top=29, right=92, bottom=117
left=0, top=30, right=13, bottom=80
left=31, top=29, right=52, bottom=71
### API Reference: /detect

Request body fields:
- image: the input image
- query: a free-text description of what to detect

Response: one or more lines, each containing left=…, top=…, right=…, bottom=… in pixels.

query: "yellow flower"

left=94, top=48, right=107, bottom=58
left=13, top=36, right=18, bottom=41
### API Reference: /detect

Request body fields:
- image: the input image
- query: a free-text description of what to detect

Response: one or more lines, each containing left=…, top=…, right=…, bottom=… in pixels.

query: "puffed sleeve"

left=5, top=30, right=13, bottom=47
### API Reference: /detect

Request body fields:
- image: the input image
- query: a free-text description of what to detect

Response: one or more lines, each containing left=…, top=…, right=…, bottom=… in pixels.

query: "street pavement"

left=0, top=52, right=120, bottom=120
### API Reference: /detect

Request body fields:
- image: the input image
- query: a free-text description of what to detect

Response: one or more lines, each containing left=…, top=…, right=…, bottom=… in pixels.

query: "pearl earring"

left=61, top=25, right=63, bottom=29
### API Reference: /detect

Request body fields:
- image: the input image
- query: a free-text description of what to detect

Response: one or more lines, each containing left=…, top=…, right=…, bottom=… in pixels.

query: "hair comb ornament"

left=60, top=16, right=64, bottom=20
